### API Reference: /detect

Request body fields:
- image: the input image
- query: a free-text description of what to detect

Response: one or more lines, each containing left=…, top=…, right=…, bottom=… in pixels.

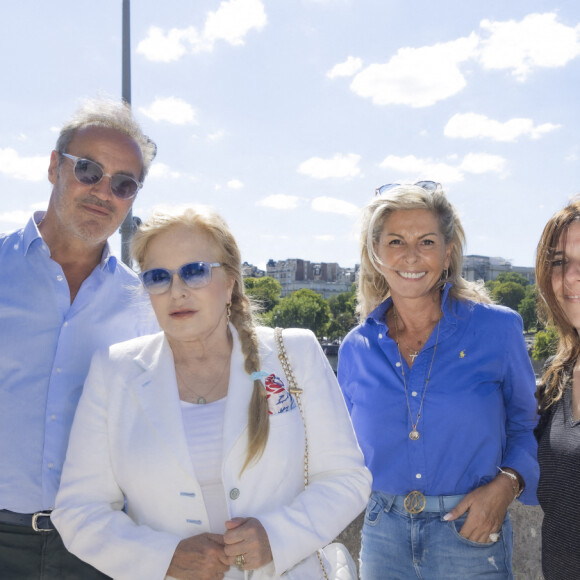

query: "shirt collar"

left=22, top=211, right=117, bottom=273
left=367, top=282, right=454, bottom=328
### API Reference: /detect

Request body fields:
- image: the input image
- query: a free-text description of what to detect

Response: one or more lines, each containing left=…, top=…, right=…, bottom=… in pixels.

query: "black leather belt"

left=0, top=509, right=55, bottom=532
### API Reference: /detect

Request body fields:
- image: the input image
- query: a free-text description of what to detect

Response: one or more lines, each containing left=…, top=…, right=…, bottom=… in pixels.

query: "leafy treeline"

left=245, top=273, right=558, bottom=359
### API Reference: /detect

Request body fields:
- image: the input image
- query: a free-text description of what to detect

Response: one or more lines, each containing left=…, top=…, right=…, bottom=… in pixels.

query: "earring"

left=226, top=301, right=232, bottom=324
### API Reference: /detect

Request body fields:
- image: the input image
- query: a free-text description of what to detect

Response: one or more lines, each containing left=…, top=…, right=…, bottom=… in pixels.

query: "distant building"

left=241, top=262, right=265, bottom=278
left=462, top=255, right=535, bottom=284
left=265, top=258, right=357, bottom=298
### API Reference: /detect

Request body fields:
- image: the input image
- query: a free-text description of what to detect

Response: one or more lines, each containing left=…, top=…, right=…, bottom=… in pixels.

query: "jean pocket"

left=365, top=497, right=383, bottom=527
left=447, top=514, right=499, bottom=548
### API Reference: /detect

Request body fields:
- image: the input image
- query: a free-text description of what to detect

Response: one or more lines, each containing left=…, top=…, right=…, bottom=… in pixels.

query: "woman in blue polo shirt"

left=338, top=183, right=538, bottom=579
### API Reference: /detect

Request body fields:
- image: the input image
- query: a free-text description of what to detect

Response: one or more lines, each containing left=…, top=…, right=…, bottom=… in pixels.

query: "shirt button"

left=412, top=391, right=418, bottom=397
left=56, top=368, right=62, bottom=374
left=416, top=473, right=422, bottom=479
left=63, top=321, right=69, bottom=328
left=56, top=275, right=64, bottom=282
left=378, top=333, right=383, bottom=339
left=48, top=462, right=54, bottom=469
left=396, top=362, right=401, bottom=367
left=50, top=415, right=56, bottom=421
left=229, top=488, right=240, bottom=500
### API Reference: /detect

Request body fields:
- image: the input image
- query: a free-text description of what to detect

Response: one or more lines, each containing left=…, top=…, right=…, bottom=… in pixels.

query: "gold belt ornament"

left=404, top=491, right=426, bottom=514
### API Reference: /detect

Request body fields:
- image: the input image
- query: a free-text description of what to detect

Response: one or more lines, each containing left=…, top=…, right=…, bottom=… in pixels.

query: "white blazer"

left=53, top=326, right=371, bottom=580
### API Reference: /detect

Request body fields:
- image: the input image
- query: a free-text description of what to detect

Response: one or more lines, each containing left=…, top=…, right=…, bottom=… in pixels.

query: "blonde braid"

left=230, top=293, right=270, bottom=472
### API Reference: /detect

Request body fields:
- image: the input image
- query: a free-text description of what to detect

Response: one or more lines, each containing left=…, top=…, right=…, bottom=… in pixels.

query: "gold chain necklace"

left=393, top=308, right=441, bottom=440
left=176, top=355, right=230, bottom=404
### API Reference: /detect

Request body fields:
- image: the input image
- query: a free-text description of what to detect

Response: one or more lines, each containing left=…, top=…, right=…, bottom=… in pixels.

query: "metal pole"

left=120, top=0, right=133, bottom=266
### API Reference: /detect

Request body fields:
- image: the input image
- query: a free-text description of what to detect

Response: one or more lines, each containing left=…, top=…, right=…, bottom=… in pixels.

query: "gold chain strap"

left=274, top=328, right=330, bottom=580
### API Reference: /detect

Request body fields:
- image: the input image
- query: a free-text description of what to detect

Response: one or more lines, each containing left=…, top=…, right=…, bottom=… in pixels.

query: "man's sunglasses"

left=59, top=152, right=142, bottom=200
left=139, top=261, right=222, bottom=295
left=375, top=181, right=441, bottom=196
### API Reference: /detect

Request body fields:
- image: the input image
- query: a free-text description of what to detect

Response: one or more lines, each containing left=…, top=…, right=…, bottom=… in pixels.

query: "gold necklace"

left=393, top=308, right=441, bottom=440
left=176, top=356, right=230, bottom=404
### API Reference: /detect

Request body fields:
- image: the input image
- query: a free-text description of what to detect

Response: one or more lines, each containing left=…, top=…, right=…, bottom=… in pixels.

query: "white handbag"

left=275, top=328, right=358, bottom=580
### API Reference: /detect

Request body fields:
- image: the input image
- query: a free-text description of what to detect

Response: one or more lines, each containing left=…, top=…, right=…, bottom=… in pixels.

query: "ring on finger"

left=235, top=554, right=246, bottom=570
left=488, top=532, right=500, bottom=543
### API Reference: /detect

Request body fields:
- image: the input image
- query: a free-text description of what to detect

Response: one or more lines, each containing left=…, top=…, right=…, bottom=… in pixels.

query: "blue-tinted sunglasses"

left=375, top=181, right=441, bottom=197
left=139, top=261, right=222, bottom=295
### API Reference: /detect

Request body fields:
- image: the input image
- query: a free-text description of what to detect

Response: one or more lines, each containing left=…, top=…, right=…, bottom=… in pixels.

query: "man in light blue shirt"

left=0, top=98, right=158, bottom=578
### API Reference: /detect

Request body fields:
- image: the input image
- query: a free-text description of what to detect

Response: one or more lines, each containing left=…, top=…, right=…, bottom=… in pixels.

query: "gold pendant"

left=409, top=429, right=419, bottom=440
left=404, top=490, right=426, bottom=514
left=197, top=397, right=207, bottom=404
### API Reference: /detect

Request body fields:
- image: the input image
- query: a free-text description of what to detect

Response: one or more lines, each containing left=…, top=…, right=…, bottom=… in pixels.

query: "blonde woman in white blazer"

left=52, top=206, right=371, bottom=580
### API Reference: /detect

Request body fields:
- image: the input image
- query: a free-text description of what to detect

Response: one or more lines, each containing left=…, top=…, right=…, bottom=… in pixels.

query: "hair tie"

left=250, top=371, right=269, bottom=381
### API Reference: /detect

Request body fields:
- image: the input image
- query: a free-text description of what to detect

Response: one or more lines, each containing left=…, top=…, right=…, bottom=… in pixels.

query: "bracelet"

left=497, top=467, right=523, bottom=499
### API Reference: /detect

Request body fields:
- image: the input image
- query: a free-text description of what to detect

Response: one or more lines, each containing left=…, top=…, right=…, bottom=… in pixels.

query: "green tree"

left=532, top=326, right=559, bottom=360
left=518, top=285, right=538, bottom=331
left=495, top=272, right=530, bottom=287
left=244, top=276, right=281, bottom=312
left=492, top=281, right=526, bottom=311
left=266, top=288, right=331, bottom=338
left=327, top=287, right=357, bottom=340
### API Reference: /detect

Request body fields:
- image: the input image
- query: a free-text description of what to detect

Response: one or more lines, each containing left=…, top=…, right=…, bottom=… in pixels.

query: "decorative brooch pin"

left=459, top=350, right=466, bottom=358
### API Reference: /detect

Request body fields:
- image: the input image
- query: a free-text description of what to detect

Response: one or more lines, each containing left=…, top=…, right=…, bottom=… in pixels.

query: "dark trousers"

left=0, top=523, right=111, bottom=580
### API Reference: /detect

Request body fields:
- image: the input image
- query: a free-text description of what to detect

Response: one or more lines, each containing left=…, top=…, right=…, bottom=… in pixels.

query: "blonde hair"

left=357, top=185, right=490, bottom=319
left=535, top=200, right=580, bottom=413
left=131, top=205, right=268, bottom=471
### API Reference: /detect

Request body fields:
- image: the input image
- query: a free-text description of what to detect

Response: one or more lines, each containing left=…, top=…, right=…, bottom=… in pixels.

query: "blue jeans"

left=360, top=491, right=514, bottom=580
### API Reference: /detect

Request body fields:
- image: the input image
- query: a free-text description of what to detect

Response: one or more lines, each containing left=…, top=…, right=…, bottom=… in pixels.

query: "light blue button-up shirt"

left=0, top=212, right=158, bottom=513
left=338, top=283, right=539, bottom=505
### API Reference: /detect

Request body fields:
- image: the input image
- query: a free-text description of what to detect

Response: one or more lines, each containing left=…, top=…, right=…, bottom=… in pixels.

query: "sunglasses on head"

left=59, top=152, right=142, bottom=200
left=139, top=261, right=222, bottom=295
left=375, top=181, right=441, bottom=197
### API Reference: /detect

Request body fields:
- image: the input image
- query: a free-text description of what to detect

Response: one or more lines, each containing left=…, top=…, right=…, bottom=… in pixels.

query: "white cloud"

left=207, top=130, right=226, bottom=142
left=327, top=56, right=363, bottom=79
left=379, top=155, right=465, bottom=183
left=444, top=112, right=560, bottom=142
left=350, top=34, right=479, bottom=108
left=137, top=26, right=202, bottom=62
left=148, top=163, right=182, bottom=179
left=0, top=210, right=35, bottom=224
left=311, top=197, right=359, bottom=216
left=257, top=194, right=300, bottom=210
left=137, top=0, right=266, bottom=61
left=379, top=152, right=507, bottom=183
left=204, top=0, right=267, bottom=46
left=565, top=152, right=579, bottom=162
left=478, top=13, right=580, bottom=81
left=0, top=148, right=48, bottom=181
left=227, top=179, right=244, bottom=189
left=139, top=97, right=197, bottom=125
left=460, top=152, right=506, bottom=175
left=298, top=153, right=361, bottom=179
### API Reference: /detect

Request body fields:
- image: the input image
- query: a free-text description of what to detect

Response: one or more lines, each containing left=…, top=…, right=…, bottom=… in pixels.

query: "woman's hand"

left=223, top=517, right=273, bottom=571
left=443, top=475, right=515, bottom=543
left=166, top=533, right=229, bottom=580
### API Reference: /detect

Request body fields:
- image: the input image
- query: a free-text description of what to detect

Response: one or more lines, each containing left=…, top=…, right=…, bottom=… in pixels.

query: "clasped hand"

left=166, top=518, right=272, bottom=579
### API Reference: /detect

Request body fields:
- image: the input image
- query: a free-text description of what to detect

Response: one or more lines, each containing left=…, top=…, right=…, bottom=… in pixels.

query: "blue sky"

left=1, top=0, right=579, bottom=270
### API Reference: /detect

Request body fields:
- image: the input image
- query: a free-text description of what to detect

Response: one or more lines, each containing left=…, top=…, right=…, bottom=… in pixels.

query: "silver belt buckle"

left=32, top=511, right=53, bottom=532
